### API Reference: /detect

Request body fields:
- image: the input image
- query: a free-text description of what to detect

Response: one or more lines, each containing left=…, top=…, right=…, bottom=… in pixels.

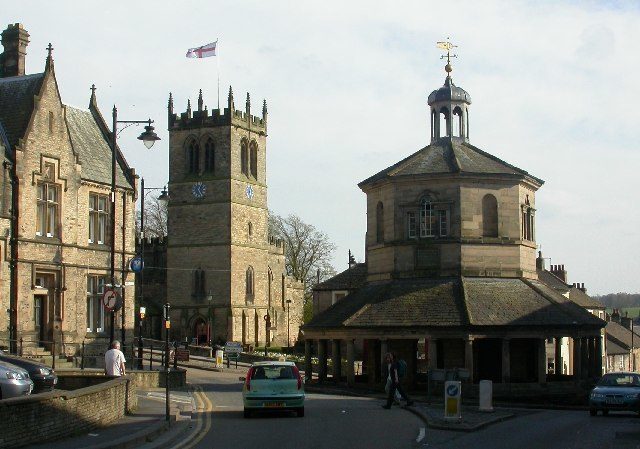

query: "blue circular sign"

left=130, top=256, right=144, bottom=273
left=446, top=384, right=459, bottom=397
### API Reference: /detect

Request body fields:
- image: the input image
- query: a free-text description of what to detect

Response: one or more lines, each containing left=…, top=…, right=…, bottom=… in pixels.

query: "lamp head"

left=137, top=120, right=161, bottom=149
left=158, top=187, right=169, bottom=204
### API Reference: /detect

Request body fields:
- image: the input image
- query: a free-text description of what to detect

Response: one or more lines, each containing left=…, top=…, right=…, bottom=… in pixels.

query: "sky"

left=8, top=1, right=640, bottom=295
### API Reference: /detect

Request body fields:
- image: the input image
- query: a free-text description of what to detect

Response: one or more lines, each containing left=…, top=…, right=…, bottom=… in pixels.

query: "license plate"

left=606, top=397, right=623, bottom=405
left=264, top=402, right=284, bottom=408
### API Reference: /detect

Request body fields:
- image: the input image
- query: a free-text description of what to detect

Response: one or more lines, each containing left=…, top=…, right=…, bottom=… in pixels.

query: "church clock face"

left=192, top=182, right=206, bottom=199
left=245, top=184, right=254, bottom=200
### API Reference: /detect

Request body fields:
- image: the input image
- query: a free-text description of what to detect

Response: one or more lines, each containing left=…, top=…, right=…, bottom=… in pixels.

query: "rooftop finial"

left=198, top=89, right=203, bottom=111
left=436, top=37, right=457, bottom=77
left=45, top=42, right=54, bottom=70
left=89, top=84, right=97, bottom=107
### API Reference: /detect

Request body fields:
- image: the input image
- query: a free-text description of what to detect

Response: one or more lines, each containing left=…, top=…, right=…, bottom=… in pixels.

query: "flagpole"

left=216, top=39, right=220, bottom=110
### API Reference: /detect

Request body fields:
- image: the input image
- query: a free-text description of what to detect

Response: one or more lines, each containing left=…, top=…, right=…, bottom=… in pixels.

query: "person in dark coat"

left=382, top=352, right=413, bottom=409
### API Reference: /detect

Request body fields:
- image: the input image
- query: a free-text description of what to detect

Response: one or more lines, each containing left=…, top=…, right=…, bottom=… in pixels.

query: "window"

left=521, top=196, right=535, bottom=241
left=241, top=139, right=249, bottom=176
left=37, top=178, right=59, bottom=238
left=376, top=202, right=384, bottom=243
left=438, top=209, right=448, bottom=237
left=187, top=140, right=199, bottom=174
left=193, top=269, right=205, bottom=298
left=420, top=198, right=436, bottom=237
left=89, top=193, right=108, bottom=244
left=246, top=266, right=254, bottom=301
left=248, top=222, right=253, bottom=237
left=86, top=275, right=106, bottom=333
left=407, top=212, right=417, bottom=238
left=482, top=194, right=498, bottom=237
left=204, top=138, right=215, bottom=173
left=249, top=141, right=258, bottom=179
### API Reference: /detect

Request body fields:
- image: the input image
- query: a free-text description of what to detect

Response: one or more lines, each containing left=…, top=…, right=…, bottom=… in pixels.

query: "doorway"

left=34, top=295, right=47, bottom=346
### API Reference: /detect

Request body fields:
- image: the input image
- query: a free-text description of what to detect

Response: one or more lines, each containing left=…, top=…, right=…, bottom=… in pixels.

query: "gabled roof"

left=314, top=263, right=367, bottom=291
left=358, top=138, right=544, bottom=188
left=537, top=269, right=570, bottom=292
left=65, top=105, right=132, bottom=188
left=569, top=287, right=605, bottom=310
left=304, top=276, right=604, bottom=330
left=0, top=73, right=45, bottom=151
left=606, top=321, right=640, bottom=350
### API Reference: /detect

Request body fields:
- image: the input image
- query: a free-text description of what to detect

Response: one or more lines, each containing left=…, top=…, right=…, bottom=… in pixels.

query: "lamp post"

left=109, top=107, right=160, bottom=346
left=163, top=302, right=171, bottom=422
left=286, top=299, right=292, bottom=347
left=137, top=306, right=145, bottom=370
left=206, top=290, right=213, bottom=347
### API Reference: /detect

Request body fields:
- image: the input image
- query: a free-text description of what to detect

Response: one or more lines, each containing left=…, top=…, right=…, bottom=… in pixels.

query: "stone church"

left=163, top=88, right=304, bottom=347
left=303, top=56, right=605, bottom=387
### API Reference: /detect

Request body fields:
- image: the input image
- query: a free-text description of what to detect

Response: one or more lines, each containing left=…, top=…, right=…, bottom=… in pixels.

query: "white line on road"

left=416, top=427, right=426, bottom=443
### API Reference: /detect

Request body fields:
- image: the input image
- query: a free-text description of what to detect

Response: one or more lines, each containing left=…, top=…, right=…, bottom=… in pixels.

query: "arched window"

left=439, top=107, right=450, bottom=137
left=193, top=269, right=205, bottom=298
left=453, top=106, right=463, bottom=137
left=420, top=198, right=436, bottom=237
left=241, top=139, right=249, bottom=176
left=187, top=139, right=199, bottom=174
left=249, top=140, right=258, bottom=179
left=248, top=222, right=253, bottom=237
left=204, top=138, right=215, bottom=173
left=246, top=266, right=254, bottom=300
left=482, top=194, right=498, bottom=237
left=376, top=201, right=384, bottom=243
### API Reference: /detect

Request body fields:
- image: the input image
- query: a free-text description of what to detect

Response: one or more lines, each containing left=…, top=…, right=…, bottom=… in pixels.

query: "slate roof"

left=65, top=106, right=132, bottom=188
left=314, top=263, right=367, bottom=291
left=568, top=287, right=605, bottom=310
left=0, top=73, right=45, bottom=151
left=358, top=138, right=544, bottom=188
left=606, top=321, right=640, bottom=351
left=305, top=276, right=604, bottom=330
left=537, top=269, right=569, bottom=292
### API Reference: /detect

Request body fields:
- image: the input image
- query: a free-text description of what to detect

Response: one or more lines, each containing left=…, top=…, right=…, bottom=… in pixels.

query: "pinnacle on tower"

left=198, top=89, right=203, bottom=111
left=228, top=86, right=234, bottom=111
left=262, top=99, right=267, bottom=120
left=187, top=98, right=192, bottom=117
left=246, top=92, right=250, bottom=114
left=168, top=92, right=173, bottom=114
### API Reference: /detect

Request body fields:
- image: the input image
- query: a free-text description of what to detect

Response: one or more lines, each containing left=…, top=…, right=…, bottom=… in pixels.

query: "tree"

left=268, top=212, right=337, bottom=298
left=136, top=193, right=168, bottom=238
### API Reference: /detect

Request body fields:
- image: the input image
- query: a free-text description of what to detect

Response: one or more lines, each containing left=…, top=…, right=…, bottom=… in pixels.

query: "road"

left=179, top=366, right=425, bottom=449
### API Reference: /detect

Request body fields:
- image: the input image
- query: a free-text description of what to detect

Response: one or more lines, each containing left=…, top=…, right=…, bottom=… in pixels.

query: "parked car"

left=0, top=350, right=57, bottom=393
left=0, top=361, right=33, bottom=400
left=589, top=372, right=640, bottom=416
left=240, top=361, right=305, bottom=418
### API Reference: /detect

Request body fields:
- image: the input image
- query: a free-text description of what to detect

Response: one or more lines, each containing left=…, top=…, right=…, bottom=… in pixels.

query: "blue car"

left=589, top=372, right=640, bottom=416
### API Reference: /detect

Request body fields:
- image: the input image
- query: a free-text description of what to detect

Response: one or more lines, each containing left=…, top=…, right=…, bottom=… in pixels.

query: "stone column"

left=587, top=337, right=595, bottom=378
left=427, top=337, right=438, bottom=370
left=580, top=337, right=589, bottom=380
left=367, top=340, right=377, bottom=386
left=318, top=339, right=327, bottom=382
left=380, top=339, right=388, bottom=380
left=501, top=338, right=511, bottom=383
left=331, top=339, right=342, bottom=381
left=572, top=337, right=582, bottom=379
left=464, top=337, right=474, bottom=383
left=304, top=339, right=312, bottom=383
left=346, top=339, right=355, bottom=387
left=594, top=335, right=603, bottom=377
left=537, top=338, right=547, bottom=383
left=554, top=337, right=563, bottom=376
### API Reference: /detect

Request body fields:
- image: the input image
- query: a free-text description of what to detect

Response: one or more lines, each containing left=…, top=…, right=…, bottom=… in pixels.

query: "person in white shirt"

left=105, top=340, right=126, bottom=376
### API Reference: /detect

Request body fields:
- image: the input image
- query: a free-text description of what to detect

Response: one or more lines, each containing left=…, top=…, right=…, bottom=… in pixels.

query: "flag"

left=186, top=41, right=217, bottom=58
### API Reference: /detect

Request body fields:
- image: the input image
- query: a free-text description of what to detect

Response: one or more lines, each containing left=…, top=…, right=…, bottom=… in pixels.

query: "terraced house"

left=0, top=24, right=136, bottom=359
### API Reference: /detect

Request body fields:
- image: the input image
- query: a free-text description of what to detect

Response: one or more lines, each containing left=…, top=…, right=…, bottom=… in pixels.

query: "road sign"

left=130, top=256, right=144, bottom=273
left=102, top=289, right=120, bottom=311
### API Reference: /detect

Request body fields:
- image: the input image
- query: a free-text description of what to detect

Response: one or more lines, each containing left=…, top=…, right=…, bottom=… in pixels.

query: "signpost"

left=102, top=289, right=121, bottom=312
left=444, top=381, right=462, bottom=420
left=224, top=341, right=242, bottom=368
left=175, top=348, right=190, bottom=362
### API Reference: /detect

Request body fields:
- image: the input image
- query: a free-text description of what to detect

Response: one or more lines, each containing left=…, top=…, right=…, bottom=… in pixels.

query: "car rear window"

left=251, top=365, right=295, bottom=380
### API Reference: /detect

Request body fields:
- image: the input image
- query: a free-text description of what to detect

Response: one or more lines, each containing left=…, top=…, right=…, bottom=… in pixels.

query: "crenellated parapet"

left=267, top=235, right=285, bottom=255
left=168, top=87, right=267, bottom=134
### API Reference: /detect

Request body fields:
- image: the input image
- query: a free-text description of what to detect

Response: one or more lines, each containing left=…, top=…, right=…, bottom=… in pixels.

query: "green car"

left=240, top=361, right=305, bottom=418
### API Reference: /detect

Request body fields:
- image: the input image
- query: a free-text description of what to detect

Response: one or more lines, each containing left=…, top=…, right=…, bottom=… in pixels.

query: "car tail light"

left=292, top=365, right=302, bottom=390
left=245, top=367, right=253, bottom=391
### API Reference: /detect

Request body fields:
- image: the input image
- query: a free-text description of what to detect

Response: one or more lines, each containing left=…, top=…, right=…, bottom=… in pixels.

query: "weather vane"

left=436, top=37, right=457, bottom=75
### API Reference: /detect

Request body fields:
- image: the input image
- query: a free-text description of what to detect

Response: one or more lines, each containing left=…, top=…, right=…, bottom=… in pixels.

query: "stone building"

left=0, top=24, right=137, bottom=356
left=302, top=59, right=605, bottom=387
left=162, top=88, right=304, bottom=347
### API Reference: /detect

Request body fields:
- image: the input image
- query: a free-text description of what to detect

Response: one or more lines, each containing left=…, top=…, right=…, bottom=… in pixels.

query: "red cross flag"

left=186, top=41, right=218, bottom=58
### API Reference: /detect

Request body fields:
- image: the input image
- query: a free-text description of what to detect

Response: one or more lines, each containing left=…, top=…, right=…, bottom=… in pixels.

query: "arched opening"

left=249, top=140, right=258, bottom=179
left=204, top=137, right=215, bottom=172
left=248, top=222, right=253, bottom=238
left=431, top=109, right=438, bottom=139
left=376, top=201, right=384, bottom=243
left=241, top=139, right=249, bottom=176
left=246, top=266, right=254, bottom=302
left=439, top=107, right=450, bottom=137
left=453, top=106, right=463, bottom=137
left=187, top=139, right=199, bottom=174
left=482, top=194, right=499, bottom=237
left=193, top=317, right=207, bottom=345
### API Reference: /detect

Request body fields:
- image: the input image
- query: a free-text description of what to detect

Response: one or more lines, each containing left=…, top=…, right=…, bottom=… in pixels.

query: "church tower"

left=166, top=88, right=303, bottom=346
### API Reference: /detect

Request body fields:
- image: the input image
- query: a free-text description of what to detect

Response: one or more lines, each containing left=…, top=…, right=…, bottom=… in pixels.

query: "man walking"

left=105, top=340, right=126, bottom=376
left=382, top=352, right=413, bottom=409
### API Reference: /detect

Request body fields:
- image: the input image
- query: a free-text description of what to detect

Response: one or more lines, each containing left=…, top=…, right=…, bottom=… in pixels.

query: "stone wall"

left=0, top=376, right=136, bottom=448
left=55, top=368, right=187, bottom=389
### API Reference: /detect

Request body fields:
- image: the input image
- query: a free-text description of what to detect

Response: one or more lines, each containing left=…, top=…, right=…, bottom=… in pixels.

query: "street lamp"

left=206, top=290, right=213, bottom=346
left=286, top=299, right=292, bottom=347
left=109, top=106, right=160, bottom=347
left=137, top=306, right=146, bottom=369
left=163, top=302, right=171, bottom=423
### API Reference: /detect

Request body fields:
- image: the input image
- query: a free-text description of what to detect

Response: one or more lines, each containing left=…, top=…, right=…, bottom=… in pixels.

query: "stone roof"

left=606, top=321, right=640, bottom=351
left=305, top=276, right=604, bottom=331
left=65, top=106, right=132, bottom=188
left=537, top=269, right=569, bottom=292
left=0, top=72, right=44, bottom=151
left=358, top=138, right=544, bottom=188
left=314, top=263, right=367, bottom=291
left=568, top=287, right=605, bottom=310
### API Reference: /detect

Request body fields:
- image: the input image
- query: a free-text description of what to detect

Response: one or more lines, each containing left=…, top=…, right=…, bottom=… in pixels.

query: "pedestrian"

left=105, top=340, right=126, bottom=376
left=382, top=352, right=413, bottom=409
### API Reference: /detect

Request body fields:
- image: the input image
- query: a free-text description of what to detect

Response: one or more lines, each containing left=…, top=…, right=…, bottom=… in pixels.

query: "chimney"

left=611, top=308, right=620, bottom=324
left=536, top=251, right=545, bottom=270
left=0, top=23, right=29, bottom=78
left=549, top=263, right=567, bottom=283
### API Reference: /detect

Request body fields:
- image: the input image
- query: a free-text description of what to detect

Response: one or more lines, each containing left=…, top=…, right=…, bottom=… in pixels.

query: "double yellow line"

left=173, top=384, right=213, bottom=449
